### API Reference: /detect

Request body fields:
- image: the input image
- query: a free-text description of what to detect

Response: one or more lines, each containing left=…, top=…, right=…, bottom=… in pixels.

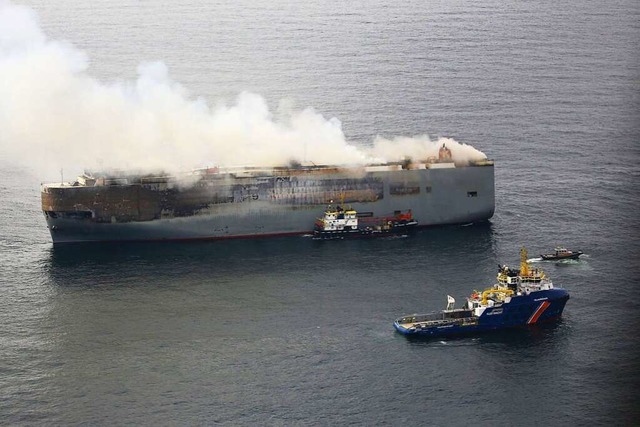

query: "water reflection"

left=402, top=320, right=568, bottom=349
left=45, top=237, right=318, bottom=289
left=45, top=222, right=497, bottom=288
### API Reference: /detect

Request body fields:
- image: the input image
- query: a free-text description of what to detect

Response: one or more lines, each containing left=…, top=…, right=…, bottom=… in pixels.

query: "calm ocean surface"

left=1, top=0, right=639, bottom=425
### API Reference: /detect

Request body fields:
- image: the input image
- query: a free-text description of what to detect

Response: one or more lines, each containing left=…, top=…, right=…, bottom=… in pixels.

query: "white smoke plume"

left=0, top=1, right=486, bottom=180
left=372, top=135, right=488, bottom=167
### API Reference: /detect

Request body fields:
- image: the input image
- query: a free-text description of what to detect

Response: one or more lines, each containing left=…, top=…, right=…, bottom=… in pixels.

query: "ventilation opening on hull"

left=467, top=191, right=478, bottom=197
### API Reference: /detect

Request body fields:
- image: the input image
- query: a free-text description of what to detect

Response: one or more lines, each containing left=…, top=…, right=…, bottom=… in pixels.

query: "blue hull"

left=394, top=288, right=569, bottom=339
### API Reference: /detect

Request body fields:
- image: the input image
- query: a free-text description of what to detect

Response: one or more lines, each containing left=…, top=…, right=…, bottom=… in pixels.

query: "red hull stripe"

left=527, top=301, right=551, bottom=325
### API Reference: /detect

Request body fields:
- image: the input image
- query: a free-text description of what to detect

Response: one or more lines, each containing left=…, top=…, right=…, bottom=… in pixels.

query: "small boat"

left=540, top=247, right=583, bottom=261
left=394, top=248, right=570, bottom=339
left=313, top=205, right=418, bottom=240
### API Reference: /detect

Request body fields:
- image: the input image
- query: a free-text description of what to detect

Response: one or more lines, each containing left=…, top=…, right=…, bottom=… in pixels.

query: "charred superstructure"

left=41, top=157, right=495, bottom=243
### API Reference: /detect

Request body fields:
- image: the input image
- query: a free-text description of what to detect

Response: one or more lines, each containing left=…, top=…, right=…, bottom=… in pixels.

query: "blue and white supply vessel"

left=394, top=248, right=570, bottom=338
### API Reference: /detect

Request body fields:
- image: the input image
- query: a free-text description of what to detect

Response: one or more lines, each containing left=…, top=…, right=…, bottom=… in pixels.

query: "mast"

left=520, top=247, right=529, bottom=276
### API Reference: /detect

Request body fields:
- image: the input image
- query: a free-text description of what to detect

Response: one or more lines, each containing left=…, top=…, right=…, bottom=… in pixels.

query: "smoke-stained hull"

left=41, top=163, right=495, bottom=244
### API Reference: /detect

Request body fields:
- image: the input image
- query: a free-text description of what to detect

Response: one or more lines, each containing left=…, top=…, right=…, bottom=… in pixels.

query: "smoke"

left=372, top=135, right=488, bottom=167
left=0, top=1, right=486, bottom=180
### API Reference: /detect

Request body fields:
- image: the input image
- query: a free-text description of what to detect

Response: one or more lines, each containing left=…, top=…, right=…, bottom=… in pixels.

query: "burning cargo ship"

left=41, top=147, right=495, bottom=244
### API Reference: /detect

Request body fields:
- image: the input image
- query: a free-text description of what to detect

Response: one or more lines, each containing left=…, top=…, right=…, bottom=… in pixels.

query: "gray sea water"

left=1, top=0, right=639, bottom=425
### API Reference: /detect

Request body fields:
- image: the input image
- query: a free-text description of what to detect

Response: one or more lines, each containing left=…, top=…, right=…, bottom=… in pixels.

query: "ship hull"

left=540, top=253, right=582, bottom=261
left=42, top=164, right=495, bottom=244
left=394, top=288, right=570, bottom=338
left=312, top=220, right=418, bottom=240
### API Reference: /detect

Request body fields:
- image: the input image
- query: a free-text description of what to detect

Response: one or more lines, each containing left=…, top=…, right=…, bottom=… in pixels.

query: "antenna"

left=60, top=168, right=63, bottom=185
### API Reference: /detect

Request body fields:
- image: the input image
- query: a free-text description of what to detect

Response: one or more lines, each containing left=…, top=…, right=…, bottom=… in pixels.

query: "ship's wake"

left=553, top=258, right=587, bottom=265
left=529, top=256, right=588, bottom=264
